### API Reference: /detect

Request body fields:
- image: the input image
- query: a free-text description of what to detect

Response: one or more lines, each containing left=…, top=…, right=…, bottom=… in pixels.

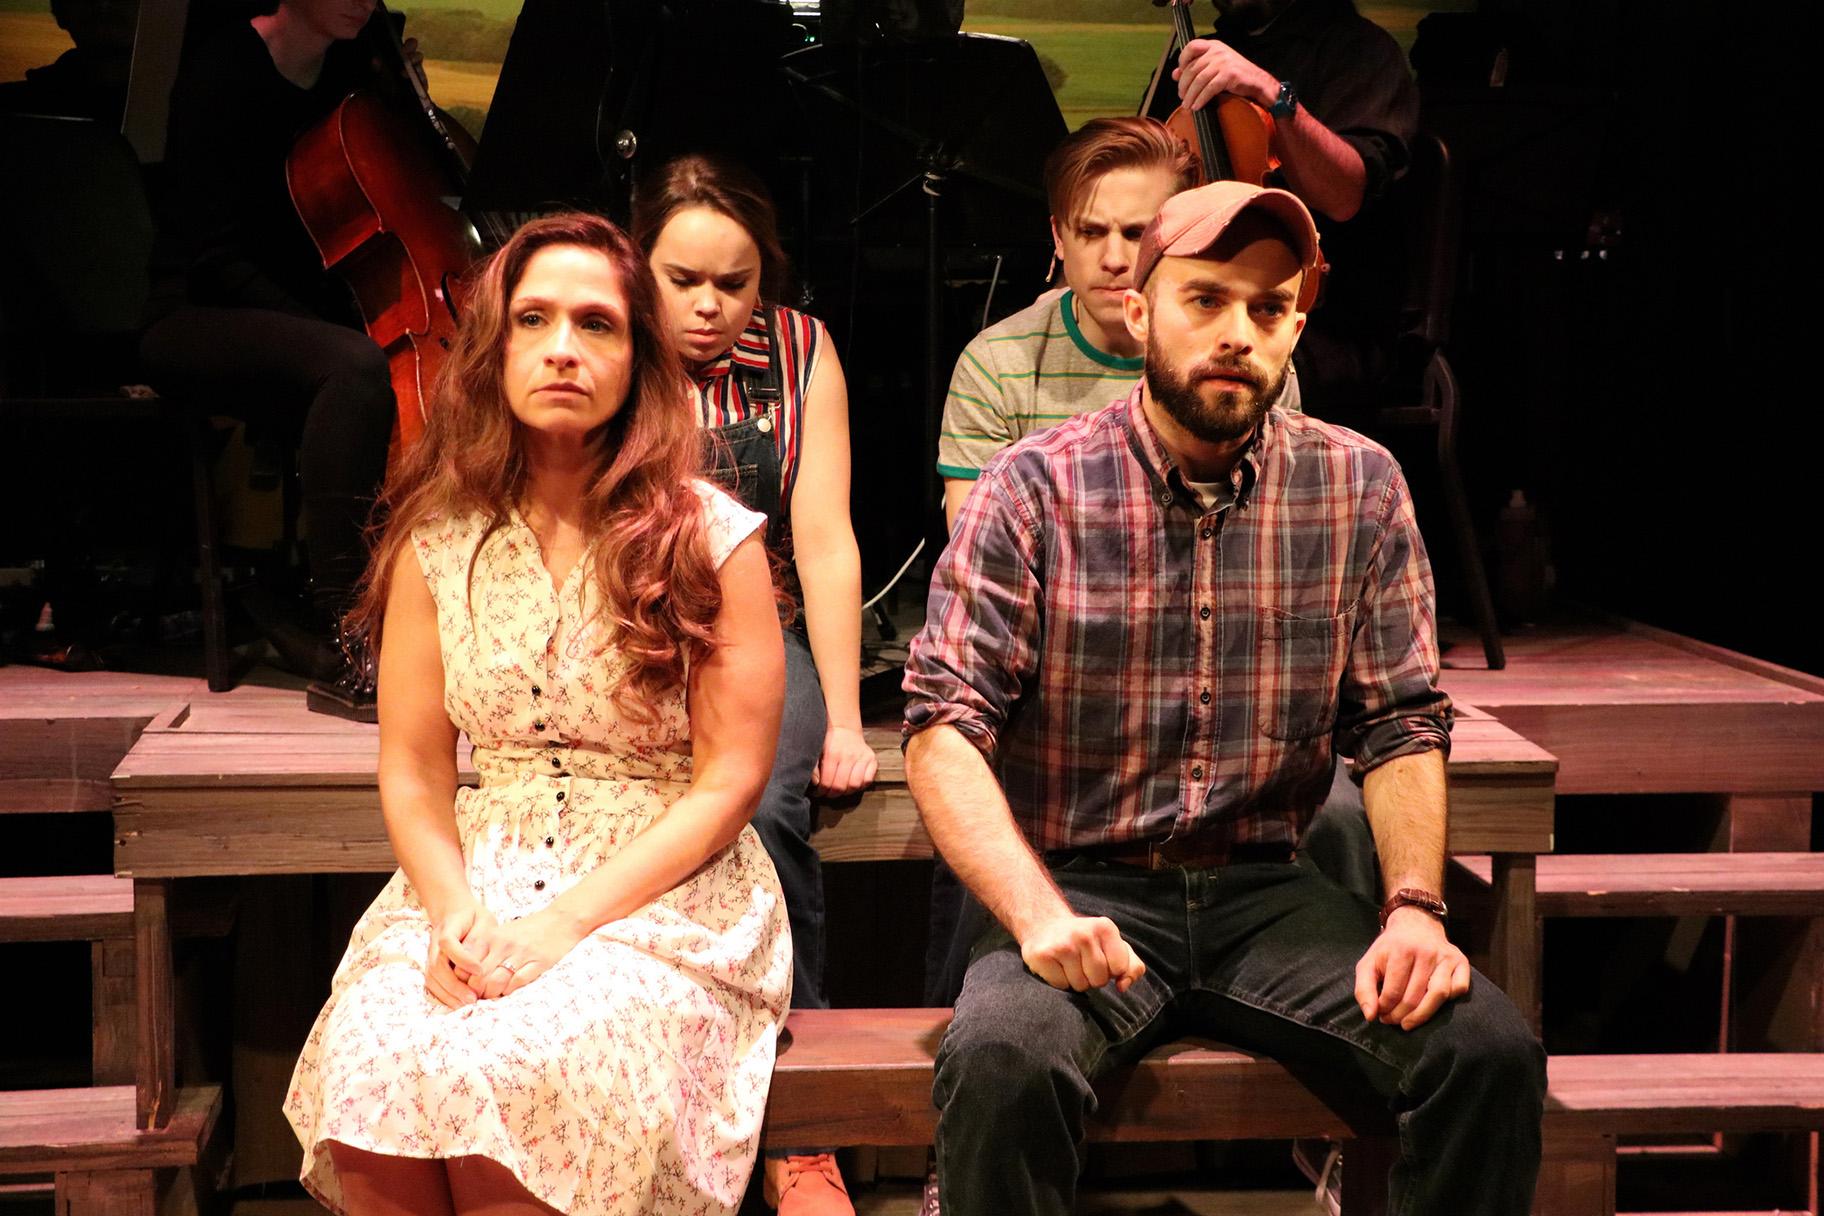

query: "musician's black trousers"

left=141, top=306, right=395, bottom=610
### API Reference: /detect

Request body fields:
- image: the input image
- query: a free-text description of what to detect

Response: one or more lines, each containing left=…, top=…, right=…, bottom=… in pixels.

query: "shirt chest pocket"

left=1255, top=607, right=1354, bottom=741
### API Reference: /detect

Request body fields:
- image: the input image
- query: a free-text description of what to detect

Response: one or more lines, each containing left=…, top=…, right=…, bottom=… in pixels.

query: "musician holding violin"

left=1160, top=0, right=1421, bottom=426
left=140, top=0, right=449, bottom=719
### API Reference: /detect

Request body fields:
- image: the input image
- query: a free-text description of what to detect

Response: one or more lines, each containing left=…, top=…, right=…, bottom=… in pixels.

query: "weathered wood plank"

left=0, top=1085, right=218, bottom=1172
left=55, top=1169, right=156, bottom=1216
left=92, top=938, right=136, bottom=1087
left=1451, top=703, right=1824, bottom=796
left=1544, top=1055, right=1824, bottom=1134
left=132, top=881, right=172, bottom=1131
left=0, top=876, right=133, bottom=943
left=1489, top=854, right=1540, bottom=1030
left=116, top=792, right=398, bottom=876
left=115, top=758, right=1551, bottom=875
left=0, top=778, right=114, bottom=814
left=763, top=1009, right=1368, bottom=1147
left=1534, top=1126, right=1616, bottom=1216
left=0, top=670, right=202, bottom=718
left=1454, top=854, right=1824, bottom=919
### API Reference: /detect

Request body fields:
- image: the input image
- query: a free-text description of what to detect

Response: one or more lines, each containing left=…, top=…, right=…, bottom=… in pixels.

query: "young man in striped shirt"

left=905, top=181, right=1544, bottom=1215
left=937, top=117, right=1196, bottom=529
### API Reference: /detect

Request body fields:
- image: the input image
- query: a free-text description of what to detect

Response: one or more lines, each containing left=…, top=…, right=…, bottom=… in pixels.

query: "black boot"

left=306, top=624, right=377, bottom=723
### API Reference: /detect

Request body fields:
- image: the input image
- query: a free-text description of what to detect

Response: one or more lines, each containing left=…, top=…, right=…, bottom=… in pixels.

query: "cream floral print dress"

left=286, top=483, right=792, bottom=1215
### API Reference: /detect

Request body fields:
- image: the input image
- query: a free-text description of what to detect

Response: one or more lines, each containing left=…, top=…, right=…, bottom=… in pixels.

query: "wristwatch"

left=1270, top=80, right=1300, bottom=121
left=1379, top=887, right=1448, bottom=931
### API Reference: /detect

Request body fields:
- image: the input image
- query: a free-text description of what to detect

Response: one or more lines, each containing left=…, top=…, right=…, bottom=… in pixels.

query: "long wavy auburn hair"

left=348, top=212, right=721, bottom=720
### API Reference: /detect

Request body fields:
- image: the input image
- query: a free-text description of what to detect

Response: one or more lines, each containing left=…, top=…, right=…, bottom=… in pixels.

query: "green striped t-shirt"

left=937, top=289, right=1143, bottom=480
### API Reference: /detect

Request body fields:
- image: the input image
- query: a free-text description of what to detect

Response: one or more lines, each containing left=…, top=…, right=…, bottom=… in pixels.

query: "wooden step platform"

left=1454, top=853, right=1824, bottom=918
left=0, top=1085, right=220, bottom=1216
left=0, top=669, right=201, bottom=796
left=1541, top=1055, right=1824, bottom=1216
left=0, top=874, right=133, bottom=943
left=1439, top=615, right=1824, bottom=797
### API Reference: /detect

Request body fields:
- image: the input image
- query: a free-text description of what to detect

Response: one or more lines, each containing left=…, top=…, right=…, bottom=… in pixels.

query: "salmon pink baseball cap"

left=1134, top=180, right=1326, bottom=311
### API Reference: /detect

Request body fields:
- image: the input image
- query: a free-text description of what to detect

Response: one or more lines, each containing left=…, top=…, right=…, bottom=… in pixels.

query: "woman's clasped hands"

left=425, top=902, right=586, bottom=1008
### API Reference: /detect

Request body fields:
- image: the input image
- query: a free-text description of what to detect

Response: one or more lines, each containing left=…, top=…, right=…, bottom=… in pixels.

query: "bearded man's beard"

left=1143, top=346, right=1289, bottom=446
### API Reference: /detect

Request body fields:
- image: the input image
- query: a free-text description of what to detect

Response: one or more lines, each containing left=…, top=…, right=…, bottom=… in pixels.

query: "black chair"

left=0, top=112, right=238, bottom=690
left=1375, top=129, right=1505, bottom=670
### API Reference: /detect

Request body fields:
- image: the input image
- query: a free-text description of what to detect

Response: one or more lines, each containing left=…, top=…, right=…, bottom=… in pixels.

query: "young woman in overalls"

left=634, top=155, right=875, bottom=1216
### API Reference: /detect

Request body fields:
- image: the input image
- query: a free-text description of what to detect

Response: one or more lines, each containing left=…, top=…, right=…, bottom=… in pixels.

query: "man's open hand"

left=1354, top=908, right=1470, bottom=1030
left=1021, top=914, right=1147, bottom=993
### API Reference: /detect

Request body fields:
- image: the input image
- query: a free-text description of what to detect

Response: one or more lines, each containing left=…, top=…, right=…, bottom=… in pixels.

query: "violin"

left=286, top=3, right=492, bottom=457
left=1158, top=0, right=1279, bottom=186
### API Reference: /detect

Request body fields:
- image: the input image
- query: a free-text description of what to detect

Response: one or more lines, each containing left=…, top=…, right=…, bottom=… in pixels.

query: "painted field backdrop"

left=2, top=0, right=1466, bottom=135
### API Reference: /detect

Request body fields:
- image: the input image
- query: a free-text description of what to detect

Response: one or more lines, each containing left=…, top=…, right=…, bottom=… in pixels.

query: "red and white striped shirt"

left=688, top=303, right=825, bottom=514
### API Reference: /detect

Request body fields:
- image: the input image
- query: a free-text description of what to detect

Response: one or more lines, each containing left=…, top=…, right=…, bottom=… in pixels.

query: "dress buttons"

left=1198, top=605, right=1212, bottom=620
left=1200, top=527, right=1214, bottom=540
left=551, top=756, right=561, bottom=768
left=533, top=721, right=545, bottom=732
left=1156, top=489, right=1173, bottom=507
left=1191, top=764, right=1205, bottom=780
left=534, top=880, right=546, bottom=891
left=1199, top=690, right=1211, bottom=705
left=545, top=837, right=555, bottom=848
left=530, top=685, right=542, bottom=697
left=555, top=790, right=565, bottom=801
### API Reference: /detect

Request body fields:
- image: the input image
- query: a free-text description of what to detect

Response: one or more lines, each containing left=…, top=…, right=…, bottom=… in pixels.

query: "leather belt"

left=1074, top=838, right=1296, bottom=871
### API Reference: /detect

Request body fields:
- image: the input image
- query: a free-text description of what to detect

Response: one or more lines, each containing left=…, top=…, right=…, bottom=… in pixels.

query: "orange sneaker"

left=764, top=1153, right=853, bottom=1215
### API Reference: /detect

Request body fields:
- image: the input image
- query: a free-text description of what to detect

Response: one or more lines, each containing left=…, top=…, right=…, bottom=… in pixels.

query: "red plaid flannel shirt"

left=903, top=385, right=1452, bottom=854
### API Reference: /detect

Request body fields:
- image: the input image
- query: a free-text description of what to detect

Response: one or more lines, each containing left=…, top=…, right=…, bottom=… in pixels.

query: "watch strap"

left=1379, top=887, right=1448, bottom=931
left=1270, top=80, right=1299, bottom=120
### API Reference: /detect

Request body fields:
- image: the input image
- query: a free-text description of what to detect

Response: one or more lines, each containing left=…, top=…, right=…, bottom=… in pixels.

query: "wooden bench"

left=0, top=1084, right=220, bottom=1216
left=766, top=1010, right=1824, bottom=1216
left=765, top=1009, right=1400, bottom=1212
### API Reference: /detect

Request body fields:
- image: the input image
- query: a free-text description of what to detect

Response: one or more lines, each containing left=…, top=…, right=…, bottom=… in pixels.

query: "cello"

left=286, top=3, right=488, bottom=456
left=1157, top=0, right=1279, bottom=186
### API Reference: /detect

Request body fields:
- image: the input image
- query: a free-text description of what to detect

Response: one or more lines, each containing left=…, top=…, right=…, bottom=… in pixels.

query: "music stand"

left=467, top=0, right=803, bottom=223
left=783, top=33, right=1065, bottom=533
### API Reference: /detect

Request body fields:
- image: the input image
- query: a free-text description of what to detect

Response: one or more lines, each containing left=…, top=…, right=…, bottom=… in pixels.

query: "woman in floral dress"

left=285, top=212, right=792, bottom=1215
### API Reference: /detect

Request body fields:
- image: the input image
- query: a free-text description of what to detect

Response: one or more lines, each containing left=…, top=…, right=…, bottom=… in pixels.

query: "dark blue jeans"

left=751, top=629, right=829, bottom=1012
left=932, top=857, right=1545, bottom=1215
left=923, top=762, right=1378, bottom=1006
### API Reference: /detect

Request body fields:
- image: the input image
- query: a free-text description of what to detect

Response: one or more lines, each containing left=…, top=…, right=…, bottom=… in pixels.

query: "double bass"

left=1157, top=0, right=1279, bottom=186
left=286, top=3, right=489, bottom=456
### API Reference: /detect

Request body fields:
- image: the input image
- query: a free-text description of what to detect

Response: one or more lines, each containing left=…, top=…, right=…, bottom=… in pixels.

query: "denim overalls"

left=697, top=306, right=832, bottom=1032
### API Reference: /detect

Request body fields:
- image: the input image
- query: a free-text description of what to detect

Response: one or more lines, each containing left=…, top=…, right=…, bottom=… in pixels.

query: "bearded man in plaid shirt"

left=903, top=180, right=1545, bottom=1215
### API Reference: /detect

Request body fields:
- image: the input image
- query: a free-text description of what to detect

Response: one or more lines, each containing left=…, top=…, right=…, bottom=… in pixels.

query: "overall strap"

left=737, top=304, right=784, bottom=407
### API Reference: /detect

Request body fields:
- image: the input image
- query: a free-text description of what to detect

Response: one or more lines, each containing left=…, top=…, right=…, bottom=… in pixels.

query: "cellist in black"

left=141, top=0, right=443, bottom=718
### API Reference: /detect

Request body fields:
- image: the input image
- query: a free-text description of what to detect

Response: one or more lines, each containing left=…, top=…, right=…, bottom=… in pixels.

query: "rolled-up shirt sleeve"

left=1307, top=22, right=1419, bottom=204
left=1335, top=464, right=1452, bottom=774
left=902, top=466, right=1044, bottom=758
